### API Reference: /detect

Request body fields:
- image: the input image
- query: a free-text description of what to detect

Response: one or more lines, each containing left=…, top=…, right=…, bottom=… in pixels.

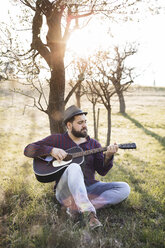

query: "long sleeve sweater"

left=24, top=132, right=114, bottom=186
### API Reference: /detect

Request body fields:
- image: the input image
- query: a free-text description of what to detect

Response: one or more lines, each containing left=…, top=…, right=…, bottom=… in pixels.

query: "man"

left=24, top=105, right=130, bottom=229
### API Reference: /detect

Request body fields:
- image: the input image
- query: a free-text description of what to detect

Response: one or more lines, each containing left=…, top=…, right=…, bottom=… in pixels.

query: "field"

left=0, top=81, right=165, bottom=248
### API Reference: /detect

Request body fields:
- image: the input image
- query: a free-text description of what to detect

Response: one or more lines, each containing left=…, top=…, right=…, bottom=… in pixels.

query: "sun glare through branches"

left=67, top=21, right=110, bottom=59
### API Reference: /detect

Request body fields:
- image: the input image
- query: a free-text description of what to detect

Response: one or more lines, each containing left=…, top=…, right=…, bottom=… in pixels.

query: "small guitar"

left=33, top=143, right=136, bottom=183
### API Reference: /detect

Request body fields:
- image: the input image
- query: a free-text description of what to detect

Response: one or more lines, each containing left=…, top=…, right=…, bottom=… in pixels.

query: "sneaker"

left=84, top=212, right=103, bottom=230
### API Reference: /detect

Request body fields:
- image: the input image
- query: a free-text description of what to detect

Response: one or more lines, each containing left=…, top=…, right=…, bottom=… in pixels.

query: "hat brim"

left=64, top=111, right=88, bottom=124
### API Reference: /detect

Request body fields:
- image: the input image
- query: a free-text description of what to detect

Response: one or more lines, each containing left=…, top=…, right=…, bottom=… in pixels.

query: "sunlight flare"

left=67, top=24, right=109, bottom=58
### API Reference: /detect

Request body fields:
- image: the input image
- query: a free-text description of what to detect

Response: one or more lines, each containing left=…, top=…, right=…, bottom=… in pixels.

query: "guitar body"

left=33, top=146, right=84, bottom=183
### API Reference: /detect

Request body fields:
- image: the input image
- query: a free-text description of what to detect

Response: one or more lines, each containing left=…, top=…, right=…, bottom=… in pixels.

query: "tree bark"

left=75, top=84, right=81, bottom=108
left=46, top=10, right=66, bottom=134
left=106, top=106, right=111, bottom=146
left=92, top=102, right=97, bottom=140
left=48, top=60, right=66, bottom=134
left=118, top=92, right=126, bottom=113
left=96, top=108, right=100, bottom=140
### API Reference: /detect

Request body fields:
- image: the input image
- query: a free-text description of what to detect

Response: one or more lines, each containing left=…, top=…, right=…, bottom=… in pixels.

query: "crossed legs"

left=56, top=163, right=130, bottom=213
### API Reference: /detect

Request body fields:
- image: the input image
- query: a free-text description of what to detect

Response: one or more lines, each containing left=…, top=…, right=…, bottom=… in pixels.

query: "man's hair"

left=65, top=113, right=85, bottom=126
left=65, top=116, right=75, bottom=125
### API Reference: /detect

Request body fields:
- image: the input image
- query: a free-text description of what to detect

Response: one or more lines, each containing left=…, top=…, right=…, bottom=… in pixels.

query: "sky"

left=110, top=14, right=165, bottom=87
left=0, top=1, right=165, bottom=87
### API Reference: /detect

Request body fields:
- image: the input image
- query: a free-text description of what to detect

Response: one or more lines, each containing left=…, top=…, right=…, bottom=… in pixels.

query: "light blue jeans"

left=56, top=163, right=130, bottom=214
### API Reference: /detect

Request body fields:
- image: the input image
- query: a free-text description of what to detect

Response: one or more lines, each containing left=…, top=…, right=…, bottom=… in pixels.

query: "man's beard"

left=71, top=126, right=88, bottom=138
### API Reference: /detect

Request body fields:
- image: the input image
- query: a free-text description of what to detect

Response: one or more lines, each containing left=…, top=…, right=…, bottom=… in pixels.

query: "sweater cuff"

left=104, top=154, right=114, bottom=167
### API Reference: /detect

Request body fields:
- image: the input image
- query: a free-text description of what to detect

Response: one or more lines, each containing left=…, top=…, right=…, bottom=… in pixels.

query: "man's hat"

left=63, top=105, right=88, bottom=124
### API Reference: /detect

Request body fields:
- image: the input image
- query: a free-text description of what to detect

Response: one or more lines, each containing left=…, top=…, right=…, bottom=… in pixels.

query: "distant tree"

left=85, top=55, right=116, bottom=146
left=68, top=58, right=87, bottom=108
left=83, top=81, right=100, bottom=140
left=0, top=24, right=17, bottom=81
left=96, top=45, right=137, bottom=113
left=88, top=78, right=115, bottom=146
left=84, top=43, right=136, bottom=144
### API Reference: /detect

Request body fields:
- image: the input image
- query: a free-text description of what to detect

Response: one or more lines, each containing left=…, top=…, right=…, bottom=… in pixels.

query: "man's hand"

left=50, top=148, right=67, bottom=162
left=105, top=142, right=118, bottom=161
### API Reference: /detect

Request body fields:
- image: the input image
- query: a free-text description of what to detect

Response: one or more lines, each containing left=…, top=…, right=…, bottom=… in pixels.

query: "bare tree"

left=9, top=0, right=95, bottom=133
left=86, top=73, right=116, bottom=146
left=84, top=81, right=100, bottom=140
left=9, top=0, right=142, bottom=134
left=68, top=58, right=87, bottom=108
left=0, top=24, right=18, bottom=81
left=96, top=45, right=137, bottom=113
left=113, top=46, right=136, bottom=113
left=84, top=42, right=136, bottom=144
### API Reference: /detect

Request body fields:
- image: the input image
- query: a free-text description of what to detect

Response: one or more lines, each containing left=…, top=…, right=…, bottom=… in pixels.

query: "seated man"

left=24, top=105, right=130, bottom=229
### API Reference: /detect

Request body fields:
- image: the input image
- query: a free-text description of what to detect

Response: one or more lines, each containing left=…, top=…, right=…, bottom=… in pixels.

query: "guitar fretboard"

left=69, top=143, right=136, bottom=159
left=71, top=147, right=107, bottom=158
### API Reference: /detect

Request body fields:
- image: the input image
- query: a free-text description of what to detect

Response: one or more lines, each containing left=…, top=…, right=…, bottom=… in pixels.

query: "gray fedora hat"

left=63, top=105, right=88, bottom=124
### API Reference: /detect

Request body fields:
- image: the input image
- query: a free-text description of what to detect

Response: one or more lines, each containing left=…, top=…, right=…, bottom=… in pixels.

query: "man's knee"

left=121, top=182, right=131, bottom=199
left=67, top=163, right=83, bottom=176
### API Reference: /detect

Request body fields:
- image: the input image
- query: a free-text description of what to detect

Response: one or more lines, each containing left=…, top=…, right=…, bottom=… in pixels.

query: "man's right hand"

left=50, top=148, right=67, bottom=162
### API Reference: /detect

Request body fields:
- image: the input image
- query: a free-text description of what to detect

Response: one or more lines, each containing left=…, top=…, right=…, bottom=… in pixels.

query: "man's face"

left=69, top=114, right=88, bottom=138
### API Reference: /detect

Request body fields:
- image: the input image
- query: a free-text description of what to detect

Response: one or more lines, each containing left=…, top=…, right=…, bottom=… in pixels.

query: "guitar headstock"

left=118, top=143, right=136, bottom=149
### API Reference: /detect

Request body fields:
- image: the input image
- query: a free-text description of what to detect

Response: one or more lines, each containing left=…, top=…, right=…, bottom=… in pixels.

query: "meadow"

left=0, top=81, right=165, bottom=248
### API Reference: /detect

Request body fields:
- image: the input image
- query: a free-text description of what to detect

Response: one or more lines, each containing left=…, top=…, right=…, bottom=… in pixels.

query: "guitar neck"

left=71, top=143, right=136, bottom=159
left=72, top=147, right=107, bottom=158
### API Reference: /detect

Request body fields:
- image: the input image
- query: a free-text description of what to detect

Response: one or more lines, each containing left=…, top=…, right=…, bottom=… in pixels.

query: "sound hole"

left=64, top=154, right=73, bottom=161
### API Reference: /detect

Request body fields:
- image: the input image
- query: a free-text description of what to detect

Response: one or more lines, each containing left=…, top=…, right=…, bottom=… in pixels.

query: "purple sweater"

left=24, top=132, right=114, bottom=186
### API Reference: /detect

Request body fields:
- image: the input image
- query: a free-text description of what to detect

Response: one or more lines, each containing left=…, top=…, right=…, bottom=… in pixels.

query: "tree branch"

left=12, top=88, right=48, bottom=114
left=38, top=79, right=48, bottom=107
left=64, top=78, right=84, bottom=105
left=31, top=1, right=51, bottom=67
left=19, top=0, right=36, bottom=11
left=69, top=10, right=94, bottom=20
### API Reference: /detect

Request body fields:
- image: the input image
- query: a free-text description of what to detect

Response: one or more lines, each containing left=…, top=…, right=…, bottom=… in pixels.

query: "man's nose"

left=82, top=122, right=87, bottom=128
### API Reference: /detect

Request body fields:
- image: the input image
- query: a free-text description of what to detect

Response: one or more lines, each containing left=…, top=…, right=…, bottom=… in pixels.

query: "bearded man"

left=24, top=105, right=130, bottom=229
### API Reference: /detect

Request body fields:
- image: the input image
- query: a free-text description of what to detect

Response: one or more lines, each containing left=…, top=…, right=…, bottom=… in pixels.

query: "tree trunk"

left=96, top=108, right=100, bottom=140
left=46, top=11, right=66, bottom=134
left=118, top=92, right=126, bottom=113
left=48, top=56, right=66, bottom=134
left=92, top=102, right=97, bottom=140
left=75, top=84, right=81, bottom=108
left=106, top=106, right=111, bottom=146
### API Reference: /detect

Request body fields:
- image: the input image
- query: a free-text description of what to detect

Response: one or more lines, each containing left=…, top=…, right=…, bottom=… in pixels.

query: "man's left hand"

left=105, top=142, right=118, bottom=160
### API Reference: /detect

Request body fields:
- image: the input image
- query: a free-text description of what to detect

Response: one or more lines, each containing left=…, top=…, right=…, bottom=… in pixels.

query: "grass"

left=0, top=82, right=165, bottom=248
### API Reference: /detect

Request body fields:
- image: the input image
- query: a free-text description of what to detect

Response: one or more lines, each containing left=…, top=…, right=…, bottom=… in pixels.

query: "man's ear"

left=66, top=122, right=72, bottom=130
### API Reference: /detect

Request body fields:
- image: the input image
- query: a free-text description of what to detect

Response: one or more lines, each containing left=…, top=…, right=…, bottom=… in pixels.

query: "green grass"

left=0, top=83, right=165, bottom=248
